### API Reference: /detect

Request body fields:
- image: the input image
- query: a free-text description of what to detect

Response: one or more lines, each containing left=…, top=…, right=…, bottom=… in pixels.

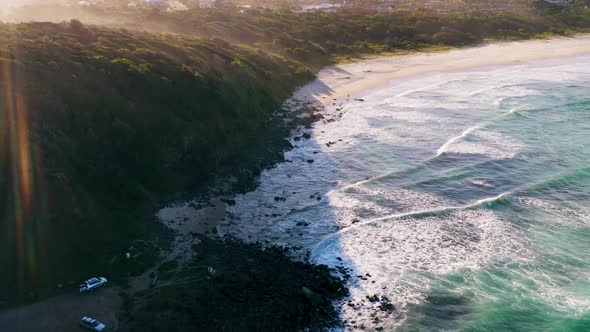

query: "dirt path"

left=0, top=287, right=121, bottom=332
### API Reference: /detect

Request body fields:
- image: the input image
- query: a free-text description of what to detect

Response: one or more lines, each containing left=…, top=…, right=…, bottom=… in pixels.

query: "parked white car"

left=80, top=316, right=106, bottom=331
left=79, top=277, right=108, bottom=292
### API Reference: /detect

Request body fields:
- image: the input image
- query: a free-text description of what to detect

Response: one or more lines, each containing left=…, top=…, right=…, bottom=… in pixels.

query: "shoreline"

left=165, top=34, right=590, bottom=248
left=155, top=32, right=590, bottom=288
left=295, top=34, right=590, bottom=105
left=214, top=35, right=590, bottom=330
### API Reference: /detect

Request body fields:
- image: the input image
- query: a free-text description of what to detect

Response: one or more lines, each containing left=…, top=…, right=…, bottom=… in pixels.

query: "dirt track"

left=0, top=287, right=121, bottom=332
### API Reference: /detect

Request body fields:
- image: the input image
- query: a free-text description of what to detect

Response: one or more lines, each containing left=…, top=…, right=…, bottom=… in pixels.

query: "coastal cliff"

left=2, top=5, right=590, bottom=330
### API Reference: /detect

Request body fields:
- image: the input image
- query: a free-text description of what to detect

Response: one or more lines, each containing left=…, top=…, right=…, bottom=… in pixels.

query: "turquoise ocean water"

left=220, top=55, right=590, bottom=331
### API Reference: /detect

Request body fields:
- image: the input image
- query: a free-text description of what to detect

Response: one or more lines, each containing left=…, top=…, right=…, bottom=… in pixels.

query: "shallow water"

left=218, top=55, right=590, bottom=331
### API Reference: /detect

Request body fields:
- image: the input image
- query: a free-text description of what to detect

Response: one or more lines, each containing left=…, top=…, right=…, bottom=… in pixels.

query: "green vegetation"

left=14, top=6, right=590, bottom=58
left=2, top=4, right=590, bottom=328
left=8, top=5, right=590, bottom=66
left=0, top=19, right=311, bottom=303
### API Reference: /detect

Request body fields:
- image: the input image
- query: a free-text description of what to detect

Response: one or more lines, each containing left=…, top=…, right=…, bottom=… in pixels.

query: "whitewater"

left=217, top=55, right=590, bottom=330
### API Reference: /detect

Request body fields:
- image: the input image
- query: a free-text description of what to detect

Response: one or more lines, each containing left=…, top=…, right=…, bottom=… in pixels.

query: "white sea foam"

left=311, top=192, right=513, bottom=258
left=312, top=208, right=533, bottom=330
left=517, top=197, right=590, bottom=227
left=439, top=130, right=526, bottom=159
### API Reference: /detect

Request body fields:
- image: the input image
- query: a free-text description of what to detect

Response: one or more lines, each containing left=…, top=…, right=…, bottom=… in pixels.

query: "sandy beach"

left=296, top=35, right=590, bottom=105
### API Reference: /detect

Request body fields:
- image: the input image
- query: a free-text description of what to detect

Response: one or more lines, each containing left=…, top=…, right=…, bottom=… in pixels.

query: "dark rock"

left=296, top=221, right=310, bottom=227
left=274, top=196, right=286, bottom=202
left=302, top=133, right=312, bottom=139
left=307, top=159, right=314, bottom=164
left=379, top=302, right=395, bottom=312
left=221, top=199, right=236, bottom=206
left=367, top=294, right=380, bottom=303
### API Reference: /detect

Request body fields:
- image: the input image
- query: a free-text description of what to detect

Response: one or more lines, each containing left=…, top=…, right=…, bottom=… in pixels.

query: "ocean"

left=218, top=55, right=590, bottom=331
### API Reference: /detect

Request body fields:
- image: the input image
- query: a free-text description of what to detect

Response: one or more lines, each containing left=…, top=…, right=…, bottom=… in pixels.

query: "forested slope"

left=0, top=20, right=311, bottom=301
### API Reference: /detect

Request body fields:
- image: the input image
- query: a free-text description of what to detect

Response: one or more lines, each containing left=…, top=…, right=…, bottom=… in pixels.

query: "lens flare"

left=1, top=54, right=44, bottom=293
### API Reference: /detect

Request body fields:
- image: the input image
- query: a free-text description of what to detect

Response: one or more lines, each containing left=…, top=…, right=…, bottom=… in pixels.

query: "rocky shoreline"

left=121, top=236, right=349, bottom=331
left=117, top=98, right=354, bottom=331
